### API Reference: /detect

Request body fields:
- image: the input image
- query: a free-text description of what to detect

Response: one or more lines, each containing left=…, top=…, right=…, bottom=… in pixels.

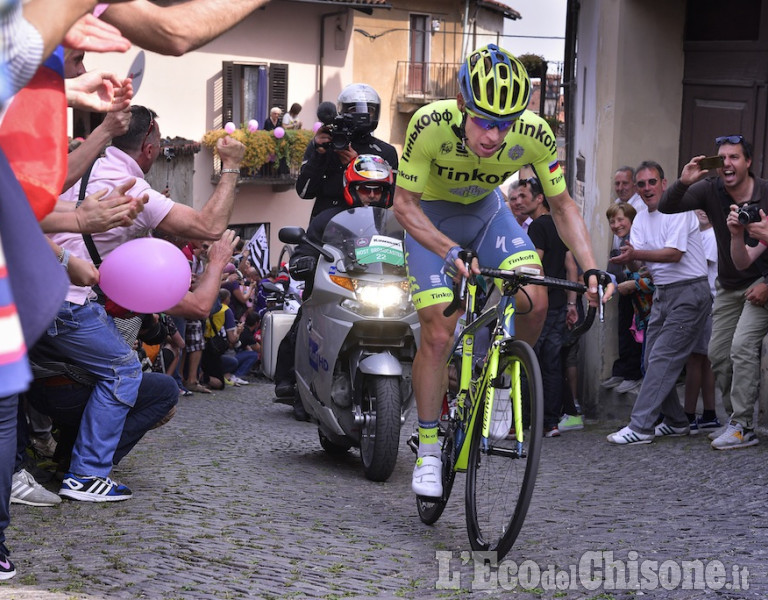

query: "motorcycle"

left=279, top=206, right=419, bottom=481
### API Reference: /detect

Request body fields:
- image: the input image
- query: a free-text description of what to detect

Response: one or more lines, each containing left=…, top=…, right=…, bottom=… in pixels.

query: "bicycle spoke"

left=465, top=341, right=542, bottom=559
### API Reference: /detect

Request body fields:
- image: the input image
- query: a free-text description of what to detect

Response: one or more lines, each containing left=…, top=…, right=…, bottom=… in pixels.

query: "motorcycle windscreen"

left=321, top=207, right=406, bottom=275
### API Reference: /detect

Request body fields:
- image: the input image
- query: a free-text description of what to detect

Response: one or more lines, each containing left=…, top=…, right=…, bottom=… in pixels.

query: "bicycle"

left=408, top=250, right=603, bottom=559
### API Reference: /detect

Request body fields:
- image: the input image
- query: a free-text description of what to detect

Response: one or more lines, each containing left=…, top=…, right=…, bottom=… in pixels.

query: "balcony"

left=395, top=61, right=461, bottom=113
left=204, top=128, right=313, bottom=191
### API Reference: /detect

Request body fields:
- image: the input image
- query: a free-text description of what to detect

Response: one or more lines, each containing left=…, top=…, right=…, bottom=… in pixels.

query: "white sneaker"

left=11, top=469, right=61, bottom=507
left=606, top=425, right=654, bottom=445
left=711, top=421, right=759, bottom=450
left=654, top=422, right=689, bottom=437
left=412, top=456, right=442, bottom=498
left=489, top=388, right=512, bottom=442
left=230, top=376, right=249, bottom=385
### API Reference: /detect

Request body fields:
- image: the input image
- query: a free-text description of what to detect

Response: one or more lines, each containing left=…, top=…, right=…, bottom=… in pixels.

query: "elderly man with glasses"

left=606, top=160, right=711, bottom=446
left=659, top=135, right=768, bottom=450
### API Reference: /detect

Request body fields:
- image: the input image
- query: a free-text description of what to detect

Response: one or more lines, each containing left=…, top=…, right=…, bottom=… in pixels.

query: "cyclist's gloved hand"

left=582, top=269, right=612, bottom=289
left=441, top=245, right=463, bottom=280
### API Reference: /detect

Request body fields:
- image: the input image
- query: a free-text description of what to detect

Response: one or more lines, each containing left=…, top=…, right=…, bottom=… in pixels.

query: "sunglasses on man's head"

left=636, top=178, right=658, bottom=189
left=466, top=110, right=514, bottom=132
left=142, top=107, right=156, bottom=147
left=715, top=135, right=744, bottom=146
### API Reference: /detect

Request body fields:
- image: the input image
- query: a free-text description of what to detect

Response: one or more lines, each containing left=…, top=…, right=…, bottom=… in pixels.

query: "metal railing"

left=395, top=61, right=461, bottom=107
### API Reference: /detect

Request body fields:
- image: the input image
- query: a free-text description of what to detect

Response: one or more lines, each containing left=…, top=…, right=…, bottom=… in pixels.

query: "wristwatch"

left=57, top=248, right=71, bottom=271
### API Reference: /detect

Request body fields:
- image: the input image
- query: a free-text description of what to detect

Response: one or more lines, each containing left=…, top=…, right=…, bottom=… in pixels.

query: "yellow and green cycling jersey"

left=398, top=100, right=566, bottom=203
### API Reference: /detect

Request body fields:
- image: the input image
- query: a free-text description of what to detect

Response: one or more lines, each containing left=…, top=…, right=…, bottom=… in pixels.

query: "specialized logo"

left=449, top=185, right=487, bottom=198
left=495, top=236, right=507, bottom=254
left=440, top=142, right=453, bottom=155
left=508, top=144, right=525, bottom=161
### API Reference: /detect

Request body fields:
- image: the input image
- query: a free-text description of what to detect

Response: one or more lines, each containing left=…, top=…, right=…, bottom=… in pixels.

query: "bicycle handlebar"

left=442, top=250, right=604, bottom=343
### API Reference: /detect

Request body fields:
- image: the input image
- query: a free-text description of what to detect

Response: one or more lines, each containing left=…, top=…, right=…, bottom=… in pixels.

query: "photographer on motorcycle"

left=295, top=83, right=399, bottom=219
left=274, top=155, right=395, bottom=419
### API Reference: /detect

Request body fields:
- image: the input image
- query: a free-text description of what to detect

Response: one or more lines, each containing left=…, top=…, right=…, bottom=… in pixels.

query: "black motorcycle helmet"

left=337, top=83, right=381, bottom=135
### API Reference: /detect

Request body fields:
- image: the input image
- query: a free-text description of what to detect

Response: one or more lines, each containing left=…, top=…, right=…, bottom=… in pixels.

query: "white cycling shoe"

left=412, top=456, right=443, bottom=498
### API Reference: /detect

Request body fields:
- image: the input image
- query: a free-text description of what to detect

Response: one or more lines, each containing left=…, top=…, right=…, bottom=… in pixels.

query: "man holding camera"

left=659, top=135, right=768, bottom=449
left=295, top=83, right=398, bottom=219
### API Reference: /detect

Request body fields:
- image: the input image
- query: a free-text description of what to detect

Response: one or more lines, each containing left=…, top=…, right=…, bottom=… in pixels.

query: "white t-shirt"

left=630, top=209, right=707, bottom=285
left=700, top=227, right=718, bottom=296
left=615, top=193, right=646, bottom=214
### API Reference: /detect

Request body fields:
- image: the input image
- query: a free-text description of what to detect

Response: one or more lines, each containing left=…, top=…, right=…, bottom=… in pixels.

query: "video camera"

left=316, top=101, right=371, bottom=151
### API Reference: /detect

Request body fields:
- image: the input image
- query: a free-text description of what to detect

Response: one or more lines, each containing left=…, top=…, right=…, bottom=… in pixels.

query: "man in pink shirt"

left=45, top=105, right=244, bottom=502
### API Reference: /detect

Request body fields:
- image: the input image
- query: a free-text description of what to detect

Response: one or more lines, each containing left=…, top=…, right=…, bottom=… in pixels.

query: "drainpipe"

left=319, top=10, right=347, bottom=103
left=462, top=0, right=470, bottom=57
left=563, top=0, right=579, bottom=193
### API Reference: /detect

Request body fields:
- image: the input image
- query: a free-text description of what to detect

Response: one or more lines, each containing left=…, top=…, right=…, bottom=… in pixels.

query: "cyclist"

left=392, top=43, right=610, bottom=498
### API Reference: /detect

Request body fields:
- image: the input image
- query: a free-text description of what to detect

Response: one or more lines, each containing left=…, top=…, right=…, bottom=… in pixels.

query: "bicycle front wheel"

left=465, top=340, right=543, bottom=559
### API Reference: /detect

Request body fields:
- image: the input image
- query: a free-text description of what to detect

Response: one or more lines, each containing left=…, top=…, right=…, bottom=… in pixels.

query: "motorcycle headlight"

left=340, top=279, right=414, bottom=317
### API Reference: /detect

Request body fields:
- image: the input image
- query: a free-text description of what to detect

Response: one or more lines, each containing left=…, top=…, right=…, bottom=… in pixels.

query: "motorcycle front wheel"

left=360, top=375, right=401, bottom=482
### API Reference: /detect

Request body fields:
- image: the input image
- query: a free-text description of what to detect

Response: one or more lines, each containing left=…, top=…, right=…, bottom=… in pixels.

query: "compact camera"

left=737, top=203, right=763, bottom=225
left=163, top=147, right=176, bottom=162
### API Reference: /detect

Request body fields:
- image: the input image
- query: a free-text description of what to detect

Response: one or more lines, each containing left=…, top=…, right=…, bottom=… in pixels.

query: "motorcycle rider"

left=274, top=155, right=396, bottom=419
left=295, top=83, right=399, bottom=219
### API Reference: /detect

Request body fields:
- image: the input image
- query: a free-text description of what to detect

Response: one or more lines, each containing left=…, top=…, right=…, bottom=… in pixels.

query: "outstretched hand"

left=75, top=179, right=148, bottom=233
left=680, top=155, right=715, bottom=187
left=63, top=13, right=131, bottom=53
left=65, top=72, right=133, bottom=113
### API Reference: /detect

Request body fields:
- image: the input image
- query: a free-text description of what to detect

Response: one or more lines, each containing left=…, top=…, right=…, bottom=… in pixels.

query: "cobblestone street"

left=1, top=377, right=766, bottom=599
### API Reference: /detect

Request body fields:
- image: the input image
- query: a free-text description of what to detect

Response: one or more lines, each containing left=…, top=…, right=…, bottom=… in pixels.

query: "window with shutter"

left=220, top=61, right=289, bottom=128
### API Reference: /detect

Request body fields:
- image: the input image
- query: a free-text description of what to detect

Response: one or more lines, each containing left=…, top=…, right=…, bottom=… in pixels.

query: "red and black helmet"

left=342, top=154, right=394, bottom=208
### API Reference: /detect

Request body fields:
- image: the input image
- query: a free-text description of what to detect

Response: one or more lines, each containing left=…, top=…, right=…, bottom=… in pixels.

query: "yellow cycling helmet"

left=458, top=44, right=531, bottom=121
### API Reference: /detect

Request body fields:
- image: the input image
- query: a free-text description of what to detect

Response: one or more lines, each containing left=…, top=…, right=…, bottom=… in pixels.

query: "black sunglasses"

left=142, top=107, right=156, bottom=147
left=636, top=178, right=658, bottom=189
left=715, top=135, right=743, bottom=146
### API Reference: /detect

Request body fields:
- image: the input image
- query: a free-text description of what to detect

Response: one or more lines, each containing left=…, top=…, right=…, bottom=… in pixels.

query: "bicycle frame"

left=450, top=275, right=523, bottom=472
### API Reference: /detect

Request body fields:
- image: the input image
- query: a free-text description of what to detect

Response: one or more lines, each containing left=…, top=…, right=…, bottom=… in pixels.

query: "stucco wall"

left=83, top=2, right=346, bottom=252
left=573, top=0, right=686, bottom=416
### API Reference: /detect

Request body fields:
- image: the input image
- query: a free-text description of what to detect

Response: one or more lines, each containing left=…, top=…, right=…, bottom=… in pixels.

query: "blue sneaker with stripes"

left=59, top=473, right=133, bottom=502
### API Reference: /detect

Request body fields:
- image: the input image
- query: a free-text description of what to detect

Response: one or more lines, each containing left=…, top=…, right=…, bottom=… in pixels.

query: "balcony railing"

left=395, top=61, right=461, bottom=112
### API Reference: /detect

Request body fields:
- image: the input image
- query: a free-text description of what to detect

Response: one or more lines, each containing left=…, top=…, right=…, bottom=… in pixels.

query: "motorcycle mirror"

left=279, top=227, right=305, bottom=244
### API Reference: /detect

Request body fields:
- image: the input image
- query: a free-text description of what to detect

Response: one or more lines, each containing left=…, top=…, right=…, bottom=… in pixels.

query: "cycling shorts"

left=405, top=188, right=542, bottom=310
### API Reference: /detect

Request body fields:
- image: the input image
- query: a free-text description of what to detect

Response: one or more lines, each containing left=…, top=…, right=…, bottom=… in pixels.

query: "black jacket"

left=295, top=133, right=398, bottom=219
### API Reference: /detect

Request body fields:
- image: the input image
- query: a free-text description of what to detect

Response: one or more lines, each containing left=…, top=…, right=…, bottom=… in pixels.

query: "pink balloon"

left=313, top=121, right=323, bottom=133
left=224, top=122, right=236, bottom=134
left=273, top=127, right=285, bottom=139
left=99, top=238, right=191, bottom=313
left=247, top=119, right=259, bottom=132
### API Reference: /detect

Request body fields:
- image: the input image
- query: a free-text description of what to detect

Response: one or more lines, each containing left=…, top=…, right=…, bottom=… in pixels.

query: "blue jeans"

left=0, top=395, right=17, bottom=548
left=41, top=301, right=142, bottom=476
left=534, top=305, right=567, bottom=430
left=234, top=350, right=259, bottom=378
left=25, top=372, right=177, bottom=469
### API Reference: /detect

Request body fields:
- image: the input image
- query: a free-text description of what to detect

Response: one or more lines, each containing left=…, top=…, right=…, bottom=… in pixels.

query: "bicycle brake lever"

left=598, top=282, right=605, bottom=323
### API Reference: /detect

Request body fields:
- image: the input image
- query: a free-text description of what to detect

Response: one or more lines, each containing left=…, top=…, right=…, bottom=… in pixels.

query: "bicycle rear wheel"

left=465, top=340, right=543, bottom=559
